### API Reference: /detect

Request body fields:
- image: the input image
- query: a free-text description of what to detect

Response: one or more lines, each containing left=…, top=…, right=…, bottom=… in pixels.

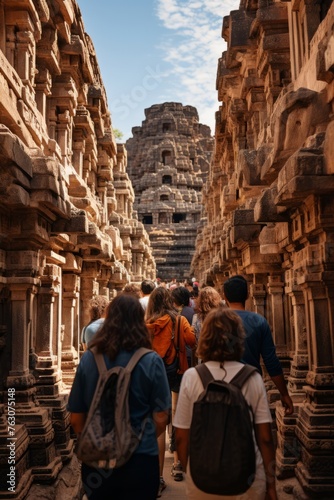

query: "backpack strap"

left=196, top=363, right=258, bottom=390
left=229, top=364, right=258, bottom=389
left=91, top=346, right=108, bottom=376
left=195, top=363, right=214, bottom=389
left=91, top=347, right=152, bottom=376
left=125, top=347, right=152, bottom=372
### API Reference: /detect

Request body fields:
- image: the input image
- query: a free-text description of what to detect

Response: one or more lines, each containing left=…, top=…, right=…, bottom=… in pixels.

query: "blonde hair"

left=197, top=286, right=223, bottom=321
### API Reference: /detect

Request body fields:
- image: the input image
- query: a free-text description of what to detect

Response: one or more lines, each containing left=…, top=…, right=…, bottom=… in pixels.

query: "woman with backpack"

left=68, top=294, right=171, bottom=500
left=146, top=286, right=196, bottom=495
left=174, top=307, right=277, bottom=500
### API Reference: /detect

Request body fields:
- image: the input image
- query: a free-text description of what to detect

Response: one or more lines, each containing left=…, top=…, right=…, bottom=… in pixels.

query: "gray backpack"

left=75, top=347, right=152, bottom=469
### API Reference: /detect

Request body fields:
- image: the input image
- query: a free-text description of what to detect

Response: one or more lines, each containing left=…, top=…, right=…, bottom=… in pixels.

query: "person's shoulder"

left=138, top=349, right=161, bottom=366
left=181, top=366, right=198, bottom=381
left=77, top=349, right=97, bottom=372
left=86, top=318, right=104, bottom=332
left=238, top=310, right=268, bottom=325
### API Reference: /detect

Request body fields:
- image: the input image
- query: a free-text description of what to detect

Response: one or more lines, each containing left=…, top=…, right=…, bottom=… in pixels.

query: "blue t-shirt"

left=67, top=349, right=171, bottom=456
left=235, top=310, right=283, bottom=377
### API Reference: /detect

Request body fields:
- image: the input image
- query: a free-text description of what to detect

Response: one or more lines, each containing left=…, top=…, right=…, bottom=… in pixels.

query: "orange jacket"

left=146, top=314, right=196, bottom=374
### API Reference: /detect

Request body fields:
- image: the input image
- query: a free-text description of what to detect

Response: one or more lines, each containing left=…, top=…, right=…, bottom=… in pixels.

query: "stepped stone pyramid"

left=126, top=102, right=214, bottom=280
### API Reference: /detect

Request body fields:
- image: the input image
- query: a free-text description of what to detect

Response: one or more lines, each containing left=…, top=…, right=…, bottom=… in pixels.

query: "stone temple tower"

left=126, top=102, right=214, bottom=281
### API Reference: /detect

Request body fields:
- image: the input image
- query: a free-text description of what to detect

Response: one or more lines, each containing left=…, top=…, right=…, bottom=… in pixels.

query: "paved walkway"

left=26, top=433, right=299, bottom=499
left=160, top=435, right=297, bottom=500
left=160, top=448, right=187, bottom=499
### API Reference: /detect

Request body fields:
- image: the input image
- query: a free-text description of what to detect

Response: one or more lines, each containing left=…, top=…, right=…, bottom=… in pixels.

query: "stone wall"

left=191, top=0, right=334, bottom=497
left=126, top=102, right=214, bottom=281
left=0, top=0, right=154, bottom=497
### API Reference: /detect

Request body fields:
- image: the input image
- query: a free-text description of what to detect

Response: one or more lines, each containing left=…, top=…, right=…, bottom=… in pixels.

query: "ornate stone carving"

left=0, top=0, right=155, bottom=495
left=192, top=1, right=334, bottom=496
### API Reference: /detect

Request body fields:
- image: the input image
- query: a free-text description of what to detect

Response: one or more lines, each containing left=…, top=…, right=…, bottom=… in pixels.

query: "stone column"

left=276, top=270, right=308, bottom=479
left=35, top=68, right=52, bottom=120
left=249, top=282, right=266, bottom=317
left=61, top=274, right=80, bottom=386
left=6, top=280, right=37, bottom=402
left=80, top=262, right=100, bottom=328
left=265, top=275, right=293, bottom=412
left=294, top=275, right=334, bottom=498
left=33, top=265, right=73, bottom=466
left=6, top=278, right=63, bottom=485
left=267, top=275, right=286, bottom=354
left=136, top=253, right=144, bottom=280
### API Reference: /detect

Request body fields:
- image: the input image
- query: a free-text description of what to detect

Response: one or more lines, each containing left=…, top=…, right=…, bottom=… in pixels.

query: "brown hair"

left=197, top=307, right=245, bottom=362
left=122, top=283, right=141, bottom=298
left=145, top=286, right=178, bottom=324
left=89, top=295, right=109, bottom=321
left=89, top=294, right=151, bottom=359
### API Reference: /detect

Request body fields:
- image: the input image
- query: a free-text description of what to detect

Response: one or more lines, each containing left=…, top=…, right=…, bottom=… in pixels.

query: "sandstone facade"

left=126, top=102, right=214, bottom=281
left=191, top=1, right=334, bottom=497
left=0, top=0, right=154, bottom=497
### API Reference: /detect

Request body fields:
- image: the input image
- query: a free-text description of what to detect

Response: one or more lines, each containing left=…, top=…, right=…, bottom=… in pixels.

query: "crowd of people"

left=68, top=276, right=293, bottom=500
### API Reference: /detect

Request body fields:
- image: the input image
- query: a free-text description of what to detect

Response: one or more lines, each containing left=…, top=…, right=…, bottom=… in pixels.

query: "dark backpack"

left=75, top=347, right=152, bottom=469
left=189, top=363, right=258, bottom=495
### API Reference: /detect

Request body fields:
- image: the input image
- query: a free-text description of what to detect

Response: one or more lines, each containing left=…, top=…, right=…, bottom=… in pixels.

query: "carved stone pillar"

left=61, top=274, right=80, bottom=386
left=250, top=282, right=266, bottom=317
left=276, top=271, right=308, bottom=479
left=35, top=68, right=52, bottom=123
left=265, top=275, right=293, bottom=413
left=97, top=267, right=111, bottom=299
left=136, top=253, right=144, bottom=281
left=267, top=275, right=287, bottom=355
left=294, top=278, right=334, bottom=497
left=6, top=279, right=63, bottom=484
left=6, top=280, right=37, bottom=405
left=80, top=262, right=100, bottom=328
left=286, top=274, right=309, bottom=395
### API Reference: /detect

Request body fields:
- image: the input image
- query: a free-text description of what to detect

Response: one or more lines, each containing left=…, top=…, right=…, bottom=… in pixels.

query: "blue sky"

left=77, top=1, right=240, bottom=140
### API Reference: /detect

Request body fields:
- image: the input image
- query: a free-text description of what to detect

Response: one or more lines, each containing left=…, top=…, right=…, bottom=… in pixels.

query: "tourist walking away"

left=122, top=282, right=142, bottom=298
left=171, top=286, right=195, bottom=366
left=68, top=294, right=171, bottom=500
left=174, top=307, right=277, bottom=500
left=139, top=279, right=156, bottom=312
left=191, top=286, right=224, bottom=364
left=146, top=287, right=196, bottom=495
left=81, top=295, right=109, bottom=350
left=172, top=286, right=195, bottom=325
left=191, top=286, right=224, bottom=342
left=223, top=275, right=294, bottom=416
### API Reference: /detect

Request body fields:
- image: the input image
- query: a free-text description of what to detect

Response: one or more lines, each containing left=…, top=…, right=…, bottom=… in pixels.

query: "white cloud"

left=155, top=0, right=240, bottom=133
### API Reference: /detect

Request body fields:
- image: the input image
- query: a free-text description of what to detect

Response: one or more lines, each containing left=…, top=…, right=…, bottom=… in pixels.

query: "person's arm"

left=254, top=422, right=277, bottom=500
left=153, top=410, right=170, bottom=437
left=259, top=320, right=293, bottom=415
left=181, top=316, right=197, bottom=348
left=270, top=374, right=294, bottom=415
left=70, top=412, right=86, bottom=435
left=175, top=427, right=189, bottom=472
